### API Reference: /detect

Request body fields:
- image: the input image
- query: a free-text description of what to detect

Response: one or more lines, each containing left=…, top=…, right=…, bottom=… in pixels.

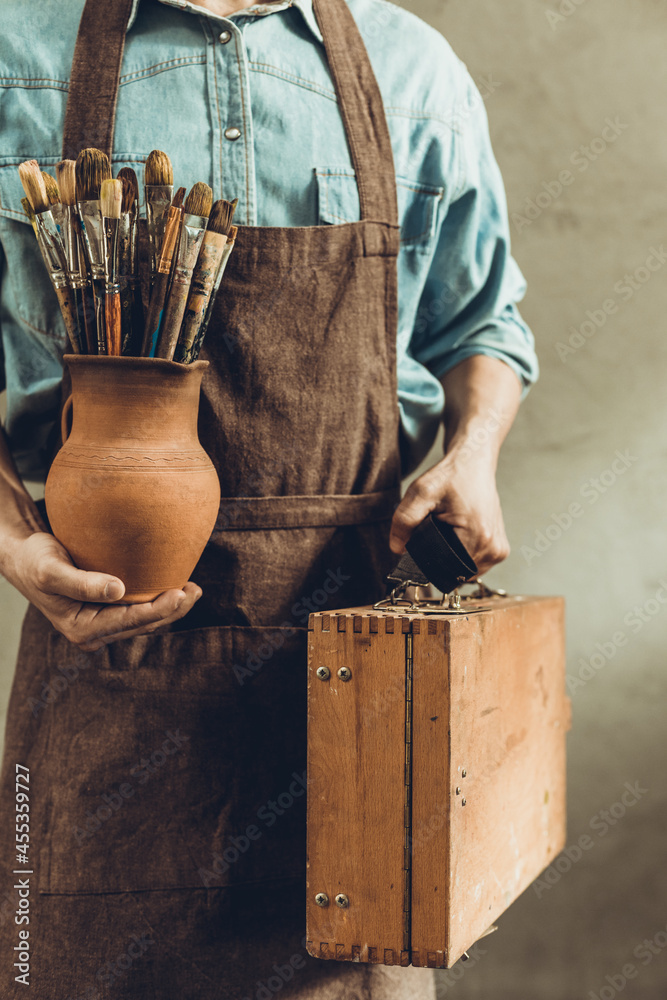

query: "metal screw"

left=337, top=666, right=352, bottom=682
left=461, top=798, right=467, bottom=807
left=461, top=769, right=467, bottom=778
left=316, top=666, right=330, bottom=681
left=461, top=951, right=470, bottom=962
left=315, top=893, right=329, bottom=907
left=455, top=787, right=461, bottom=795
left=335, top=893, right=349, bottom=909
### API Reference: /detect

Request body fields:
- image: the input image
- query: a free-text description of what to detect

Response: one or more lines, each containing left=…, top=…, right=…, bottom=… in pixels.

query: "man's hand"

left=390, top=449, right=509, bottom=575
left=389, top=355, right=523, bottom=578
left=6, top=531, right=201, bottom=652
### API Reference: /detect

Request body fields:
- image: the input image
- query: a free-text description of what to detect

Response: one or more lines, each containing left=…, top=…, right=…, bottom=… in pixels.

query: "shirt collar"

left=127, top=0, right=323, bottom=43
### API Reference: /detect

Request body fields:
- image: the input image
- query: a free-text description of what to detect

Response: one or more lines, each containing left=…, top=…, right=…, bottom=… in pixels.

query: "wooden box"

left=306, top=595, right=570, bottom=968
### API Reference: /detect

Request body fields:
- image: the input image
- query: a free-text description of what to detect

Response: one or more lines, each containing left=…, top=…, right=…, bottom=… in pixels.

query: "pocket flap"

left=316, top=167, right=444, bottom=249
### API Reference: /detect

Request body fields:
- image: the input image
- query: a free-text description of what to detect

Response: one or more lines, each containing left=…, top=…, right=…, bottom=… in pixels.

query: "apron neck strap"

left=62, top=0, right=134, bottom=160
left=313, top=0, right=398, bottom=227
left=62, top=0, right=399, bottom=228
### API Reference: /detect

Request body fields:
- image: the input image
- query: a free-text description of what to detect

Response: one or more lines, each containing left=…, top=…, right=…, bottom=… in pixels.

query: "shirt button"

left=218, top=30, right=232, bottom=43
left=225, top=127, right=242, bottom=141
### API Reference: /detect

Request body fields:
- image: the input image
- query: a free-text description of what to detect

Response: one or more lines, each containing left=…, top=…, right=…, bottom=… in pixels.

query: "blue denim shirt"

left=0, top=0, right=538, bottom=479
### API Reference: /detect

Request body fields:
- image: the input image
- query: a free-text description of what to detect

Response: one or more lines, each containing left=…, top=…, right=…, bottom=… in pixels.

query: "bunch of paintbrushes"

left=17, top=148, right=237, bottom=363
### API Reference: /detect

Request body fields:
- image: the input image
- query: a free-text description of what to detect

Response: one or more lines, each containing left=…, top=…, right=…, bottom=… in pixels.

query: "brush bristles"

left=100, top=179, right=122, bottom=219
left=56, top=160, right=77, bottom=206
left=42, top=172, right=60, bottom=207
left=208, top=199, right=237, bottom=237
left=21, top=197, right=36, bottom=226
left=172, top=186, right=186, bottom=208
left=184, top=182, right=213, bottom=219
left=229, top=226, right=238, bottom=242
left=145, top=149, right=173, bottom=187
left=75, top=147, right=111, bottom=202
left=18, top=160, right=49, bottom=214
left=117, top=167, right=139, bottom=214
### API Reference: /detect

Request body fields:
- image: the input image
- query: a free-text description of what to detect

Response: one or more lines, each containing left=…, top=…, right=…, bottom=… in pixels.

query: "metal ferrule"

left=77, top=200, right=106, bottom=279
left=201, top=237, right=236, bottom=333
left=34, top=210, right=68, bottom=288
left=60, top=206, right=87, bottom=288
left=50, top=203, right=65, bottom=233
left=145, top=184, right=173, bottom=271
left=103, top=216, right=120, bottom=291
left=117, top=209, right=137, bottom=279
left=173, top=214, right=207, bottom=278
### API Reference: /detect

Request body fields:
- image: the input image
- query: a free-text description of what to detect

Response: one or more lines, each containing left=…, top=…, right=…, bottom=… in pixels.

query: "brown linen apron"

left=0, top=1, right=436, bottom=997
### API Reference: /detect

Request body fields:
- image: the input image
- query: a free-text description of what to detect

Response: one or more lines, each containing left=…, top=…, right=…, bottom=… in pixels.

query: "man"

left=0, top=0, right=537, bottom=997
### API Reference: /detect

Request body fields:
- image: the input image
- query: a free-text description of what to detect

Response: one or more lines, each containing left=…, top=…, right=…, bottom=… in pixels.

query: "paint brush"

left=141, top=186, right=185, bottom=357
left=42, top=172, right=59, bottom=200
left=100, top=178, right=123, bottom=356
left=116, top=167, right=144, bottom=356
left=18, top=160, right=81, bottom=354
left=188, top=224, right=238, bottom=363
left=41, top=171, right=62, bottom=228
left=76, top=148, right=112, bottom=354
left=56, top=158, right=96, bottom=354
left=174, top=199, right=236, bottom=364
left=144, top=150, right=173, bottom=285
left=154, top=182, right=213, bottom=360
left=21, top=198, right=38, bottom=238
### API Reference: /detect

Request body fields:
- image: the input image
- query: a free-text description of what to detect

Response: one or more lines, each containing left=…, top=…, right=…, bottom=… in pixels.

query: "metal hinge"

left=403, top=630, right=413, bottom=952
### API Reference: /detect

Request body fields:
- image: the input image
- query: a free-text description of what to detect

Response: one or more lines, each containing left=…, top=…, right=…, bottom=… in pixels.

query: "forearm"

left=440, top=355, right=522, bottom=468
left=0, top=424, right=47, bottom=579
left=390, top=354, right=523, bottom=569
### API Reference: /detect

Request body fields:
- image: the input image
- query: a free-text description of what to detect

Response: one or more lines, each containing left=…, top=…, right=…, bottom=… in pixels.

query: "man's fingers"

left=389, top=476, right=441, bottom=554
left=74, top=584, right=201, bottom=651
left=455, top=521, right=510, bottom=575
left=36, top=554, right=125, bottom=604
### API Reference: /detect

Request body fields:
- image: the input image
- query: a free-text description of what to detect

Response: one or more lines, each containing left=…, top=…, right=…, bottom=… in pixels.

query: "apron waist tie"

left=212, top=488, right=400, bottom=532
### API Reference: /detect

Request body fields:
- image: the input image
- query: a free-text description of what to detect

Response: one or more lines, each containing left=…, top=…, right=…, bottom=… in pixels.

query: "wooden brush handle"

left=81, top=285, right=97, bottom=354
left=54, top=285, right=81, bottom=354
left=142, top=271, right=171, bottom=357
left=105, top=289, right=122, bottom=356
left=175, top=236, right=225, bottom=361
left=120, top=281, right=134, bottom=354
left=119, top=280, right=143, bottom=357
left=154, top=273, right=191, bottom=361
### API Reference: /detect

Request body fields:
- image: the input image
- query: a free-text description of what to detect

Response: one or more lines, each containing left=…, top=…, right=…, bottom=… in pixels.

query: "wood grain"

left=410, top=596, right=569, bottom=966
left=307, top=612, right=410, bottom=965
left=55, top=285, right=81, bottom=354
left=105, top=291, right=122, bottom=355
left=307, top=597, right=569, bottom=969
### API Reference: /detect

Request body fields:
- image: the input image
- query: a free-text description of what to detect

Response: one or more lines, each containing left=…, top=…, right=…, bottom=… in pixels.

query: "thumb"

left=389, top=479, right=439, bottom=555
left=37, top=551, right=125, bottom=604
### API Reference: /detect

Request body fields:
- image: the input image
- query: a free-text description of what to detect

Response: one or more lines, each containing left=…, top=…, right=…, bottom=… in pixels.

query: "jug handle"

left=61, top=395, right=73, bottom=444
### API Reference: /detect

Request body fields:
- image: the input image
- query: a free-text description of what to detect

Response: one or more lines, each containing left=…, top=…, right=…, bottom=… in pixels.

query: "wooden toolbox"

left=306, top=593, right=570, bottom=968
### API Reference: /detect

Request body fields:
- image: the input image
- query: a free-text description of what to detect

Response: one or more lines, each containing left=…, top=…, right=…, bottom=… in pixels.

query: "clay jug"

left=45, top=355, right=221, bottom=603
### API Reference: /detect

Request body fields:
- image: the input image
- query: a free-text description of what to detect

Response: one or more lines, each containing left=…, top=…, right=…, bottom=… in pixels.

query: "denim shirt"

left=0, top=0, right=538, bottom=479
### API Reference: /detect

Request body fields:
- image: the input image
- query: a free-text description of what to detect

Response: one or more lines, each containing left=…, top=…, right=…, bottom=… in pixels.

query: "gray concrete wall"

left=1, top=1, right=666, bottom=996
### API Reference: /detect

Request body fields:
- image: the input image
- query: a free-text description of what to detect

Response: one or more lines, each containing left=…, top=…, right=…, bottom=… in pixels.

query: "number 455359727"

left=15, top=765, right=30, bottom=867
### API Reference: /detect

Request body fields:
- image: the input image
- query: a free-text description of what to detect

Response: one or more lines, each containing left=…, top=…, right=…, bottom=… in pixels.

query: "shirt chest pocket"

left=315, top=167, right=444, bottom=252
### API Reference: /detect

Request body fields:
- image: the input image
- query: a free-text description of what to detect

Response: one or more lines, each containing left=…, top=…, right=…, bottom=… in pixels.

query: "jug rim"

left=63, top=354, right=209, bottom=373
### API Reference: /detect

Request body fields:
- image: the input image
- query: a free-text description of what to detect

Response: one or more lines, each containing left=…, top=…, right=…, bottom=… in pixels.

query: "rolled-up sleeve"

left=409, top=69, right=539, bottom=395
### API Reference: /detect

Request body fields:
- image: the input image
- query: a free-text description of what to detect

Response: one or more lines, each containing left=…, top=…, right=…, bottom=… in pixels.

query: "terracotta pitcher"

left=45, top=355, right=221, bottom=603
